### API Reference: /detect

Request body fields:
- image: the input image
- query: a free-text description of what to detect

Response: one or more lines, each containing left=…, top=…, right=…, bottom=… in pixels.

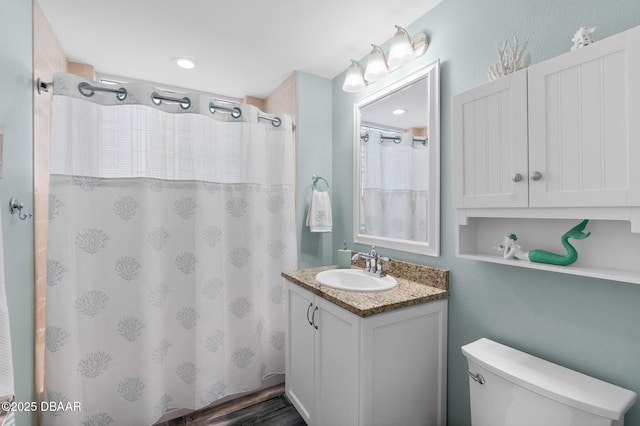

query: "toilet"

left=462, top=338, right=637, bottom=426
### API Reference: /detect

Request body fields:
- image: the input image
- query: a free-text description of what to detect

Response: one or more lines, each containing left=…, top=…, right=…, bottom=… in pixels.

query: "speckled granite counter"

left=281, top=260, right=449, bottom=318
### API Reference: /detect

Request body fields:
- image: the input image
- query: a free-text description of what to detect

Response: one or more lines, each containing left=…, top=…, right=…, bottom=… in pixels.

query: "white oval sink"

left=315, top=269, right=397, bottom=292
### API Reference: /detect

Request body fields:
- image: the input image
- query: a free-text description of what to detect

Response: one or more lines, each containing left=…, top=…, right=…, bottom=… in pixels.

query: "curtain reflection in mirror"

left=359, top=126, right=429, bottom=241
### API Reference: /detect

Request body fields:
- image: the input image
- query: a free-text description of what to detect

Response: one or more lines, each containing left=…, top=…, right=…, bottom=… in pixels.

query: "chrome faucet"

left=351, top=246, right=390, bottom=277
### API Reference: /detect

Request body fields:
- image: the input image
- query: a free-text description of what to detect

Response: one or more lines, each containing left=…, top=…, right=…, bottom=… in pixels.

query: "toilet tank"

left=462, top=338, right=636, bottom=426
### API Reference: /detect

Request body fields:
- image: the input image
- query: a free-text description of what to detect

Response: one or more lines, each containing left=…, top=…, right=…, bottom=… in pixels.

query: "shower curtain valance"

left=51, top=72, right=293, bottom=185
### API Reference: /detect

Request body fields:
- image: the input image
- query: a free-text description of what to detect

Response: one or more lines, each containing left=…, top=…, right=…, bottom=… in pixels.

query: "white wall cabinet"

left=453, top=68, right=529, bottom=208
left=285, top=281, right=448, bottom=426
left=454, top=26, right=640, bottom=209
left=452, top=25, right=640, bottom=284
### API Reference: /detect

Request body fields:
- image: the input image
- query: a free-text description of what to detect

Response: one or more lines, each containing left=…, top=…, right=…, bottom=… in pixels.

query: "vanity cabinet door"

left=452, top=69, right=529, bottom=208
left=528, top=26, right=640, bottom=207
left=285, top=283, right=359, bottom=426
left=285, top=284, right=316, bottom=424
left=314, top=297, right=359, bottom=426
left=360, top=300, right=448, bottom=426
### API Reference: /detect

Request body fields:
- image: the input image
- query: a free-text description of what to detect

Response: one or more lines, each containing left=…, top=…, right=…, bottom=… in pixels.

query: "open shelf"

left=457, top=216, right=640, bottom=285
left=458, top=253, right=640, bottom=284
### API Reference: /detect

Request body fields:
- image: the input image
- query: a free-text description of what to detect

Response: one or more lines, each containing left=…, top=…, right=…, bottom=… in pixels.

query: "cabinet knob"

left=531, top=171, right=543, bottom=181
left=511, top=173, right=523, bottom=183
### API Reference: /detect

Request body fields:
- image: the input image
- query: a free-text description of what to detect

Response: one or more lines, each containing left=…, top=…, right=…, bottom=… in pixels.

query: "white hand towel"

left=0, top=210, right=14, bottom=402
left=306, top=189, right=332, bottom=232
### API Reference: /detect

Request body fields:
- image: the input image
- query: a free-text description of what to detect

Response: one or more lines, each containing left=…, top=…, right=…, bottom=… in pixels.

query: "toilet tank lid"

left=462, top=338, right=637, bottom=421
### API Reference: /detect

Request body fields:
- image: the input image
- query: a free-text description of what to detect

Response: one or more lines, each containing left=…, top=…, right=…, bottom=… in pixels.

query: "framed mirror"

left=353, top=60, right=440, bottom=256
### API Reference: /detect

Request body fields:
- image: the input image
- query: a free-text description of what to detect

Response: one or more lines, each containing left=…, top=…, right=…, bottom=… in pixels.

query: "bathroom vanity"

left=282, top=262, right=448, bottom=426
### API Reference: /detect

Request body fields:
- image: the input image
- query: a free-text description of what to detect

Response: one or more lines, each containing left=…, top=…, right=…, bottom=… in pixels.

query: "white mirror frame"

left=353, top=60, right=440, bottom=256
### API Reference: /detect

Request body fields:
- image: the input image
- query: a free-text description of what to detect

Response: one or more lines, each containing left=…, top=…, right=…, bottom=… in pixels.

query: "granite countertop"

left=281, top=260, right=449, bottom=318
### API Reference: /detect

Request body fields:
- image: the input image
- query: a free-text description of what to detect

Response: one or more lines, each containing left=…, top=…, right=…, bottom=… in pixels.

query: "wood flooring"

left=160, top=384, right=306, bottom=426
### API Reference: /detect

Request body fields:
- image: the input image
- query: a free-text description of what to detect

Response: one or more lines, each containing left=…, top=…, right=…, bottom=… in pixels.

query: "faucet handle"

left=369, top=246, right=377, bottom=257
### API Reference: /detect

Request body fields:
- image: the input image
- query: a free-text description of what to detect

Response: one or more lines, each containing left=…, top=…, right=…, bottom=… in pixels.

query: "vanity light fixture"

left=342, top=60, right=366, bottom=93
left=364, top=45, right=389, bottom=82
left=342, top=25, right=429, bottom=92
left=174, top=57, right=196, bottom=69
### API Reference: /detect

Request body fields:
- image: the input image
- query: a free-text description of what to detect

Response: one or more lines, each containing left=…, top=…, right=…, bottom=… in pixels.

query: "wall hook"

left=9, top=197, right=32, bottom=220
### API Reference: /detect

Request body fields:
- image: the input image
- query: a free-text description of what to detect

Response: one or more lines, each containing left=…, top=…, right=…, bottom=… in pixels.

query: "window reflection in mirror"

left=354, top=61, right=439, bottom=256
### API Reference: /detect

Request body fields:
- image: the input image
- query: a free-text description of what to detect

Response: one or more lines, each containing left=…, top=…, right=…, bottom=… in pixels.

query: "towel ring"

left=312, top=175, right=329, bottom=192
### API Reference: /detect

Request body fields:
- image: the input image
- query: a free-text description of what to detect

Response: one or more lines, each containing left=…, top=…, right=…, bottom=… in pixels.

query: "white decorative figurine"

left=488, top=36, right=532, bottom=81
left=571, top=26, right=596, bottom=50
left=494, top=234, right=525, bottom=259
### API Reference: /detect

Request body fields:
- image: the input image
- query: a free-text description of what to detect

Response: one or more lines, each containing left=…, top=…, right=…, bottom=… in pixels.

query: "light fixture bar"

left=342, top=25, right=430, bottom=93
left=410, top=32, right=429, bottom=57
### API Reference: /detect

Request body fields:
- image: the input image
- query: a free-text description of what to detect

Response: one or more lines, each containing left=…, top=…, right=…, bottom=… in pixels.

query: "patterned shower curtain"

left=360, top=129, right=429, bottom=241
left=43, top=73, right=297, bottom=426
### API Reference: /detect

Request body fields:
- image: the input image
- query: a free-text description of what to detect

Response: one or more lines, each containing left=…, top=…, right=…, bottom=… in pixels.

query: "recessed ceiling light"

left=174, top=58, right=196, bottom=69
left=392, top=108, right=407, bottom=115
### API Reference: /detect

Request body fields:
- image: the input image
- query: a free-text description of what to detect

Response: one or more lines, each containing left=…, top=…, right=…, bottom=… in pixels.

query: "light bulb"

left=387, top=26, right=415, bottom=69
left=364, top=45, right=389, bottom=82
left=342, top=60, right=366, bottom=92
left=174, top=57, right=196, bottom=69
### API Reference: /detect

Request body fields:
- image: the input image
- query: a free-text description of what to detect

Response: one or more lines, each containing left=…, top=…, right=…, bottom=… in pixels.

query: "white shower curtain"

left=360, top=130, right=429, bottom=241
left=44, top=73, right=296, bottom=426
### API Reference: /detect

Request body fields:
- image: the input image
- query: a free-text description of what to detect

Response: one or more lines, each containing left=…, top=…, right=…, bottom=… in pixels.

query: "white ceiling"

left=361, top=76, right=428, bottom=130
left=38, top=0, right=442, bottom=100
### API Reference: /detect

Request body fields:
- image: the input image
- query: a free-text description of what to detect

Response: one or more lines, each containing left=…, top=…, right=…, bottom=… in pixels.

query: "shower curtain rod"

left=36, top=77, right=283, bottom=127
left=360, top=133, right=402, bottom=144
left=360, top=133, right=428, bottom=146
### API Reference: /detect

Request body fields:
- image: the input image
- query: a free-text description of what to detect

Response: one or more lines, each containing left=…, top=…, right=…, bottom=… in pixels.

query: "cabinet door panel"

left=314, top=297, right=359, bottom=426
left=452, top=70, right=528, bottom=208
left=528, top=27, right=640, bottom=207
left=285, top=284, right=315, bottom=423
left=361, top=301, right=447, bottom=426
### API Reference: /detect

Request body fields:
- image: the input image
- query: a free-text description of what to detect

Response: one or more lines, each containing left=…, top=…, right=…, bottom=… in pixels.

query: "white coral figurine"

left=571, top=26, right=596, bottom=50
left=488, top=36, right=532, bottom=81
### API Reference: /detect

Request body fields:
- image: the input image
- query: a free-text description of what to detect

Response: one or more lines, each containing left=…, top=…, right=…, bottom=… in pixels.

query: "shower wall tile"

left=68, top=61, right=95, bottom=80
left=242, top=95, right=266, bottom=111
left=33, top=193, right=48, bottom=223
left=34, top=221, right=48, bottom=253
left=33, top=1, right=68, bottom=417
left=265, top=72, right=296, bottom=122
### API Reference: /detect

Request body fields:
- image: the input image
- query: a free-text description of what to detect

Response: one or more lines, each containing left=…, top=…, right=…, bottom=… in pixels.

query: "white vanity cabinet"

left=453, top=25, right=640, bottom=209
left=285, top=282, right=359, bottom=426
left=452, top=25, right=640, bottom=284
left=285, top=280, right=448, bottom=426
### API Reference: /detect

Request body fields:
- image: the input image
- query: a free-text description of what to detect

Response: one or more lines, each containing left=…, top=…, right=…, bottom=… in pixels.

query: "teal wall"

left=296, top=72, right=333, bottom=268
left=330, top=0, right=640, bottom=424
left=0, top=0, right=35, bottom=425
left=12, top=1, right=640, bottom=425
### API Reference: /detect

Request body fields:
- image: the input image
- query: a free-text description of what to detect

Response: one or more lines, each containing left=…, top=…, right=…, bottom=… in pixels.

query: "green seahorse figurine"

left=514, top=219, right=591, bottom=266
